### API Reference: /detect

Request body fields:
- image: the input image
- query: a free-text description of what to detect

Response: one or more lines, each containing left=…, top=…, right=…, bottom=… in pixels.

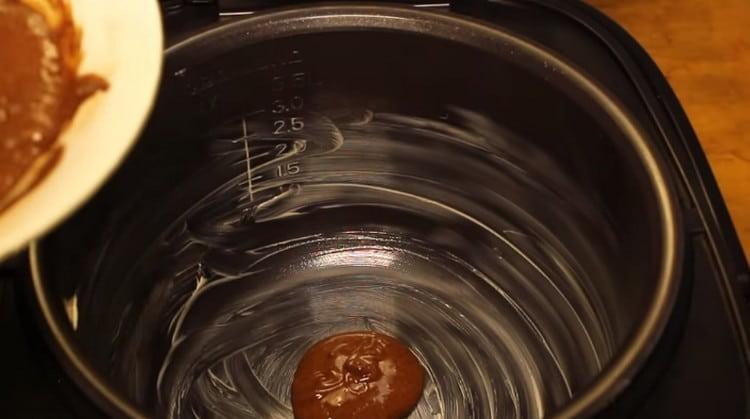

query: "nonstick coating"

left=30, top=5, right=682, bottom=419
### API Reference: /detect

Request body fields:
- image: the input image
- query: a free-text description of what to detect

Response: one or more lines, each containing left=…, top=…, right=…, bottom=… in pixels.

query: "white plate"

left=0, top=0, right=163, bottom=260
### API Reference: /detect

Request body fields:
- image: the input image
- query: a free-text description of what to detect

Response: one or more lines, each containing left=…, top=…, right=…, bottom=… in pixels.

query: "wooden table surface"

left=587, top=0, right=750, bottom=262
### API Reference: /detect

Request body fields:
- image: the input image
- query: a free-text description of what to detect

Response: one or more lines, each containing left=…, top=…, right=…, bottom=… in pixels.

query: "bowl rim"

left=29, top=5, right=683, bottom=419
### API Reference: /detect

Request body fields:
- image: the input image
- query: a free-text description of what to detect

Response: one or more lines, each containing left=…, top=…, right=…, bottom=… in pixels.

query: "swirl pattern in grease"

left=105, top=108, right=619, bottom=419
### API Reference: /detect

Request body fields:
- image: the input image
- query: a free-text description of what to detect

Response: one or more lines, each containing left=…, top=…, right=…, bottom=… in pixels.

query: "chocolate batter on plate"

left=0, top=0, right=106, bottom=210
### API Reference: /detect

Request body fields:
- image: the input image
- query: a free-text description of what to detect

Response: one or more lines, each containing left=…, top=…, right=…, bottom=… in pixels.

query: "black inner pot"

left=31, top=6, right=681, bottom=419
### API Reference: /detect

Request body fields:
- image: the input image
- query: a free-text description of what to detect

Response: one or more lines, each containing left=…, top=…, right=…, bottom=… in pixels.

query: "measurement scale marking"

left=242, top=118, right=254, bottom=201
